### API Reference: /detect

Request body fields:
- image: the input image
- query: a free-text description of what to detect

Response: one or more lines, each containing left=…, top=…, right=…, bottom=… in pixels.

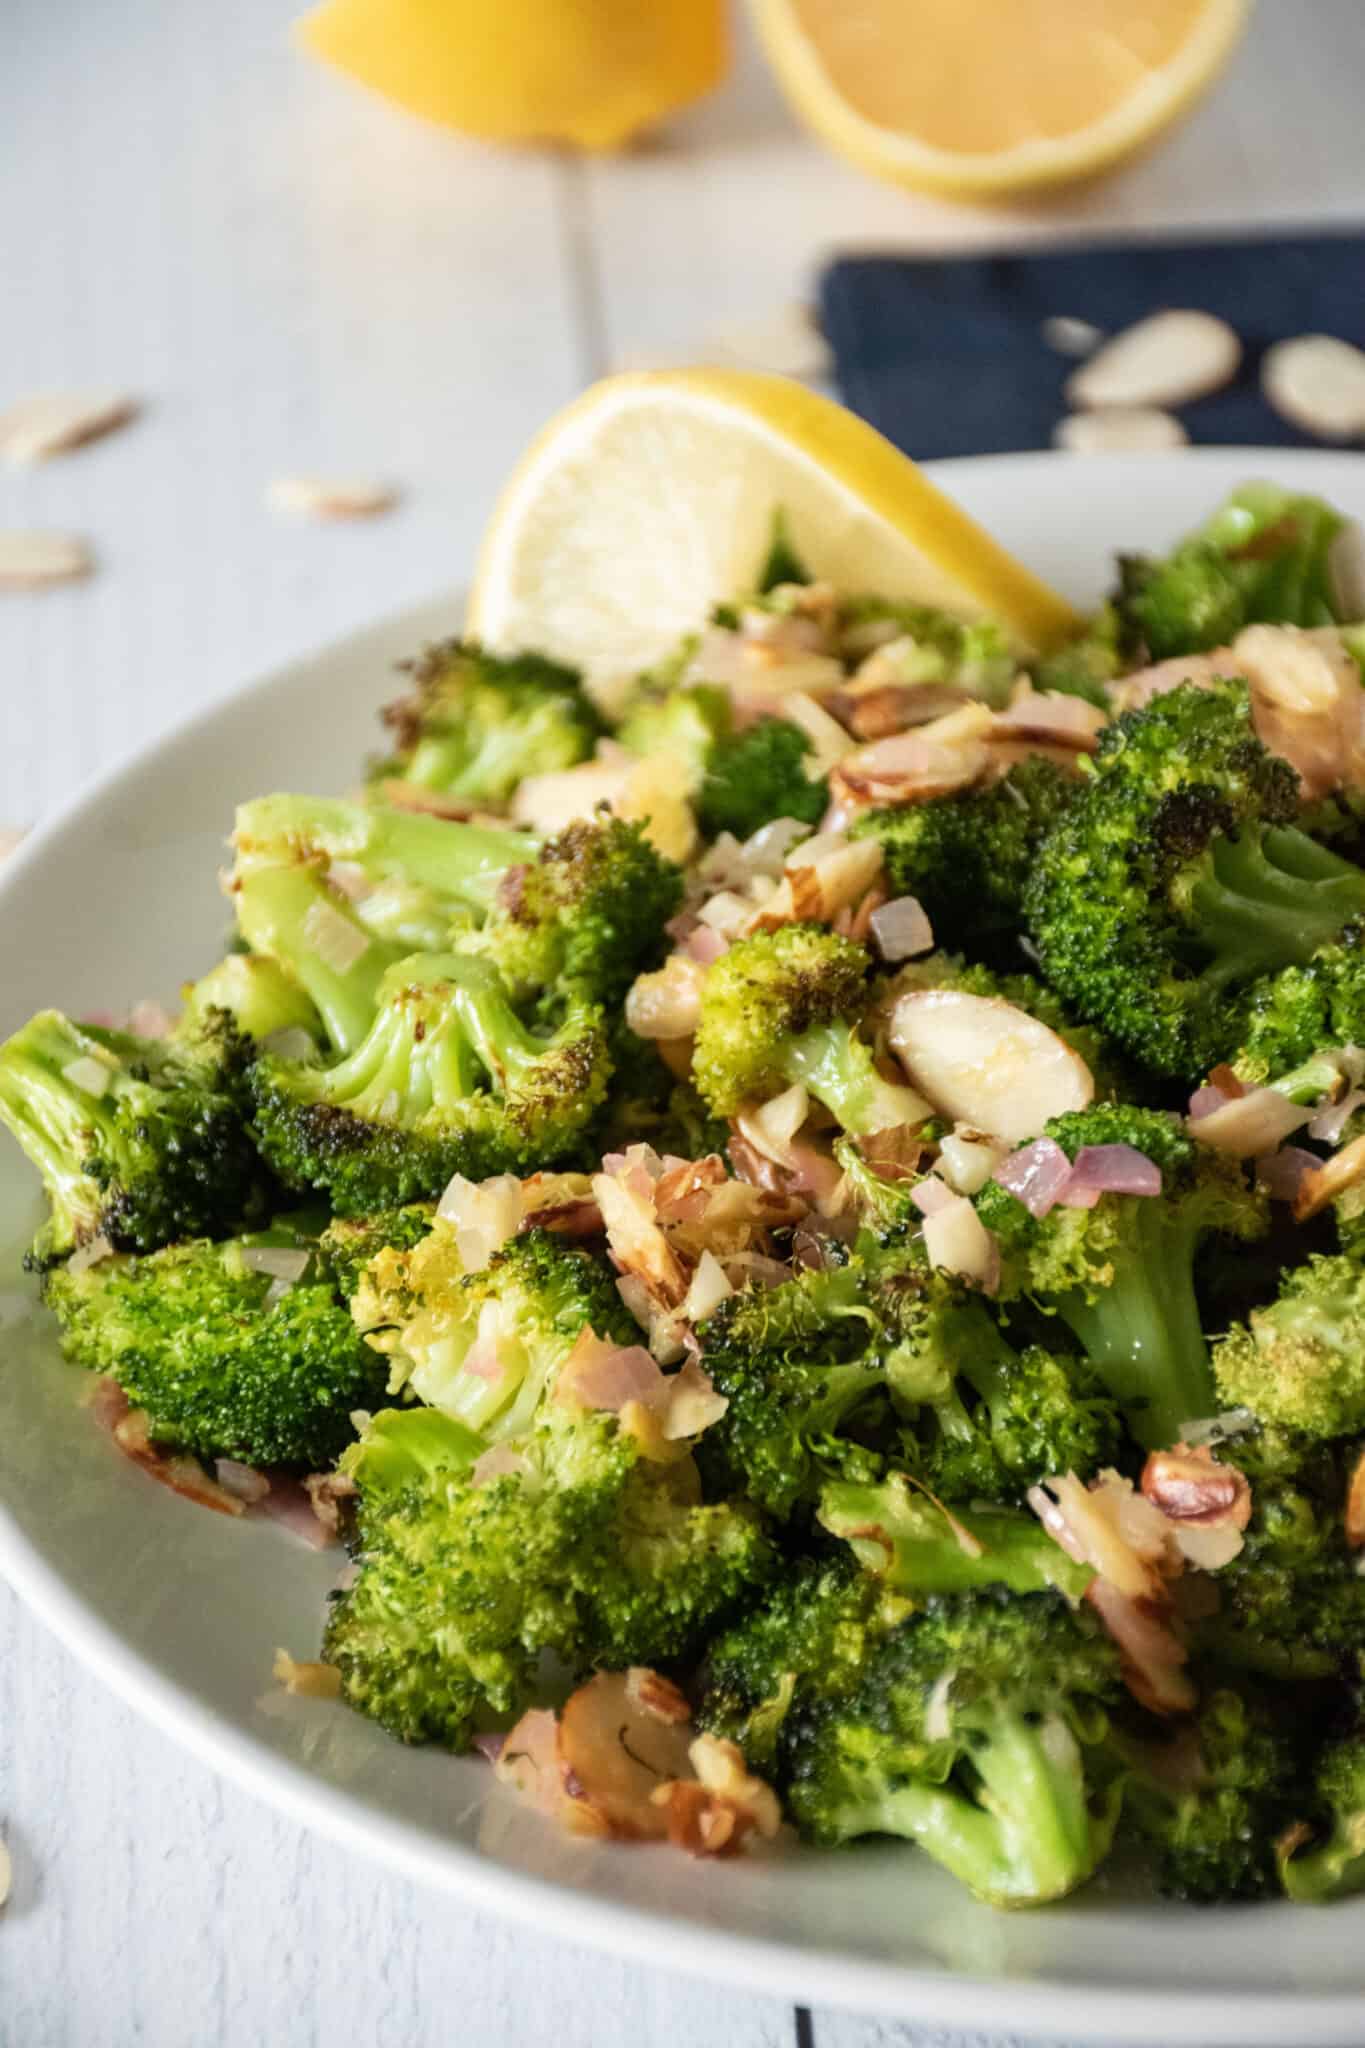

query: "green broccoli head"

left=1119, top=1687, right=1299, bottom=1902
left=1232, top=946, right=1365, bottom=1085
left=1214, top=1253, right=1365, bottom=1438
left=975, top=1104, right=1267, bottom=1448
left=0, top=1008, right=273, bottom=1268
left=696, top=718, right=829, bottom=841
left=249, top=951, right=609, bottom=1212
left=353, top=1221, right=632, bottom=1439
left=1025, top=679, right=1365, bottom=1078
left=375, top=640, right=601, bottom=805
left=852, top=758, right=1074, bottom=951
left=839, top=597, right=1017, bottom=705
left=325, top=1401, right=773, bottom=1748
left=463, top=813, right=683, bottom=1009
left=44, top=1217, right=388, bottom=1467
left=784, top=1590, right=1123, bottom=1905
left=1027, top=605, right=1122, bottom=707
left=1279, top=1731, right=1365, bottom=1901
left=691, top=923, right=929, bottom=1136
left=318, top=1203, right=435, bottom=1300
left=817, top=1472, right=1094, bottom=1601
left=616, top=682, right=731, bottom=791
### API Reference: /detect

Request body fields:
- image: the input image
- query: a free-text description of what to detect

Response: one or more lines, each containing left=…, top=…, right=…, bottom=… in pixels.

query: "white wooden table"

left=2, top=4, right=1364, bottom=2041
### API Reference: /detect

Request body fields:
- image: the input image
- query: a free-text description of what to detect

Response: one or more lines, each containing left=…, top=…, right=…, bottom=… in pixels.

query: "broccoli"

left=818, top=1473, right=1094, bottom=1600
left=179, top=951, right=322, bottom=1050
left=757, top=508, right=812, bottom=593
left=691, top=924, right=929, bottom=1136
left=783, top=1590, right=1123, bottom=1905
left=1232, top=953, right=1365, bottom=1084
left=1026, top=679, right=1365, bottom=1078
left=975, top=1104, right=1266, bottom=1448
left=696, top=718, right=829, bottom=841
left=0, top=1008, right=272, bottom=1267
left=1114, top=484, right=1351, bottom=661
left=838, top=598, right=1017, bottom=705
left=44, top=1216, right=388, bottom=1468
left=353, top=1222, right=632, bottom=1437
left=325, top=1402, right=774, bottom=1748
left=249, top=952, right=609, bottom=1212
left=1027, top=605, right=1122, bottom=708
left=318, top=1203, right=434, bottom=1299
left=697, top=1551, right=901, bottom=1773
left=233, top=857, right=407, bottom=1057
left=1279, top=1732, right=1365, bottom=1901
left=852, top=758, right=1075, bottom=950
left=1213, top=1253, right=1365, bottom=1438
left=1118, top=1687, right=1299, bottom=1902
left=616, top=682, right=730, bottom=790
left=374, top=640, right=601, bottom=805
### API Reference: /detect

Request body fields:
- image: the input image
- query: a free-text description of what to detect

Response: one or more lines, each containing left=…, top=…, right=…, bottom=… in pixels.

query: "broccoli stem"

left=782, top=1021, right=929, bottom=1137
left=0, top=1039, right=104, bottom=1245
left=237, top=795, right=536, bottom=915
left=819, top=1478, right=1093, bottom=1599
left=1052, top=1196, right=1213, bottom=1449
left=1187, top=826, right=1365, bottom=992
left=235, top=864, right=395, bottom=1055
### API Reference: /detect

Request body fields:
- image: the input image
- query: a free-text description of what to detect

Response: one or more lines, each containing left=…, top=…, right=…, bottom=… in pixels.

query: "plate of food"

left=4, top=374, right=1365, bottom=2044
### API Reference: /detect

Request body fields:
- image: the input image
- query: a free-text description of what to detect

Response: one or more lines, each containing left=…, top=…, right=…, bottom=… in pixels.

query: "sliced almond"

left=1053, top=408, right=1188, bottom=454
left=1066, top=311, right=1240, bottom=411
left=1262, top=335, right=1365, bottom=442
left=556, top=1670, right=695, bottom=1840
left=888, top=988, right=1093, bottom=1145
left=272, top=1648, right=343, bottom=1699
left=1294, top=1131, right=1365, bottom=1221
left=0, top=389, right=138, bottom=465
left=268, top=476, right=397, bottom=520
left=0, top=532, right=93, bottom=589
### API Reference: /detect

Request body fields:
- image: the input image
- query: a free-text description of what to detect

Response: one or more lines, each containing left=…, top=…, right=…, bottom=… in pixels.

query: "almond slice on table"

left=0, top=532, right=93, bottom=589
left=1054, top=408, right=1188, bottom=454
left=888, top=988, right=1093, bottom=1144
left=1262, top=335, right=1365, bottom=442
left=0, top=390, right=138, bottom=465
left=1066, top=311, right=1241, bottom=411
left=268, top=476, right=398, bottom=520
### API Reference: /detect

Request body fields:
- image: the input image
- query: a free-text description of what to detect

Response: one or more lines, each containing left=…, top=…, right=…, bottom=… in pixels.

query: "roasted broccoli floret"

left=1027, top=680, right=1365, bottom=1080
left=249, top=952, right=609, bottom=1212
left=1114, top=484, right=1351, bottom=661
left=374, top=640, right=601, bottom=805
left=1118, top=1687, right=1299, bottom=1902
left=818, top=1473, right=1093, bottom=1600
left=616, top=683, right=730, bottom=790
left=179, top=951, right=322, bottom=1051
left=839, top=597, right=1017, bottom=705
left=0, top=1008, right=271, bottom=1267
left=1279, top=1732, right=1365, bottom=1901
left=697, top=1551, right=899, bottom=1772
left=353, top=1222, right=631, bottom=1437
left=1027, top=605, right=1122, bottom=707
left=1214, top=1252, right=1365, bottom=1437
left=325, top=1402, right=774, bottom=1747
left=975, top=1104, right=1266, bottom=1448
left=784, top=1590, right=1123, bottom=1905
left=691, top=924, right=928, bottom=1136
left=318, top=1203, right=434, bottom=1299
left=696, top=718, right=829, bottom=841
left=852, top=758, right=1074, bottom=949
left=44, top=1217, right=388, bottom=1467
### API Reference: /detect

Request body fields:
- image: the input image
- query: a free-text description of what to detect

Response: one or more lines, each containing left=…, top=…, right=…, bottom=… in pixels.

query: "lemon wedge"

left=749, top=0, right=1248, bottom=198
left=296, top=0, right=726, bottom=150
left=468, top=371, right=1077, bottom=704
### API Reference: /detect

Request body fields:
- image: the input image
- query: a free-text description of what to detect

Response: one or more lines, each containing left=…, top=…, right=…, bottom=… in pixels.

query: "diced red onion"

left=1309, top=1088, right=1365, bottom=1145
left=472, top=1731, right=506, bottom=1765
left=1067, top=1144, right=1162, bottom=1198
left=126, top=998, right=176, bottom=1040
left=262, top=1026, right=316, bottom=1062
left=1188, top=1084, right=1230, bottom=1120
left=471, top=1445, right=532, bottom=1489
left=685, top=925, right=729, bottom=965
left=992, top=1137, right=1074, bottom=1218
left=214, top=1459, right=271, bottom=1505
left=743, top=816, right=812, bottom=875
left=1255, top=1145, right=1322, bottom=1201
left=301, top=896, right=369, bottom=974
left=62, top=1053, right=113, bottom=1098
left=868, top=895, right=934, bottom=964
left=68, top=1232, right=115, bottom=1275
left=664, top=910, right=700, bottom=944
left=1057, top=1180, right=1101, bottom=1209
left=910, top=1175, right=956, bottom=1217
left=240, top=1245, right=311, bottom=1283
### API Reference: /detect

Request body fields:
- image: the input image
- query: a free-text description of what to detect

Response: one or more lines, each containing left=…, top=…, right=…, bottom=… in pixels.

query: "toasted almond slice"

left=888, top=988, right=1093, bottom=1144
left=1294, top=1131, right=1365, bottom=1220
left=0, top=532, right=93, bottom=589
left=1262, top=335, right=1365, bottom=441
left=1066, top=310, right=1240, bottom=411
left=268, top=476, right=398, bottom=519
left=1053, top=407, right=1188, bottom=454
left=0, top=390, right=138, bottom=465
left=557, top=1670, right=696, bottom=1840
left=272, top=1648, right=343, bottom=1698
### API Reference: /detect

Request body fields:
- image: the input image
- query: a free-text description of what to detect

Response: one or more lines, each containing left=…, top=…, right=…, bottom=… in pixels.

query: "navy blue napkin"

left=819, top=232, right=1365, bottom=461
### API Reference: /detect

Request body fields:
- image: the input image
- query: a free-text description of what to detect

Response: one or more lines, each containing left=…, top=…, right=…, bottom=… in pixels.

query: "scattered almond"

left=1066, top=310, right=1240, bottom=411
left=272, top=1648, right=343, bottom=1699
left=556, top=1670, right=695, bottom=1840
left=888, top=988, right=1093, bottom=1144
left=1262, top=335, right=1365, bottom=442
left=1042, top=315, right=1104, bottom=358
left=1053, top=408, right=1188, bottom=454
left=0, top=390, right=138, bottom=465
left=268, top=476, right=398, bottom=520
left=0, top=532, right=93, bottom=590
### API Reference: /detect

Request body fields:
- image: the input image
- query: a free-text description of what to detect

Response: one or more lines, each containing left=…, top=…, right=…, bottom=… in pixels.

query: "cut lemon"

left=468, top=371, right=1077, bottom=704
left=749, top=0, right=1249, bottom=198
left=296, top=0, right=726, bottom=151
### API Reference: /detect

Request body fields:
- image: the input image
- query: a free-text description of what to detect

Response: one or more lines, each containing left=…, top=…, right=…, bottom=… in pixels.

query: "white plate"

left=3, top=449, right=1365, bottom=2046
